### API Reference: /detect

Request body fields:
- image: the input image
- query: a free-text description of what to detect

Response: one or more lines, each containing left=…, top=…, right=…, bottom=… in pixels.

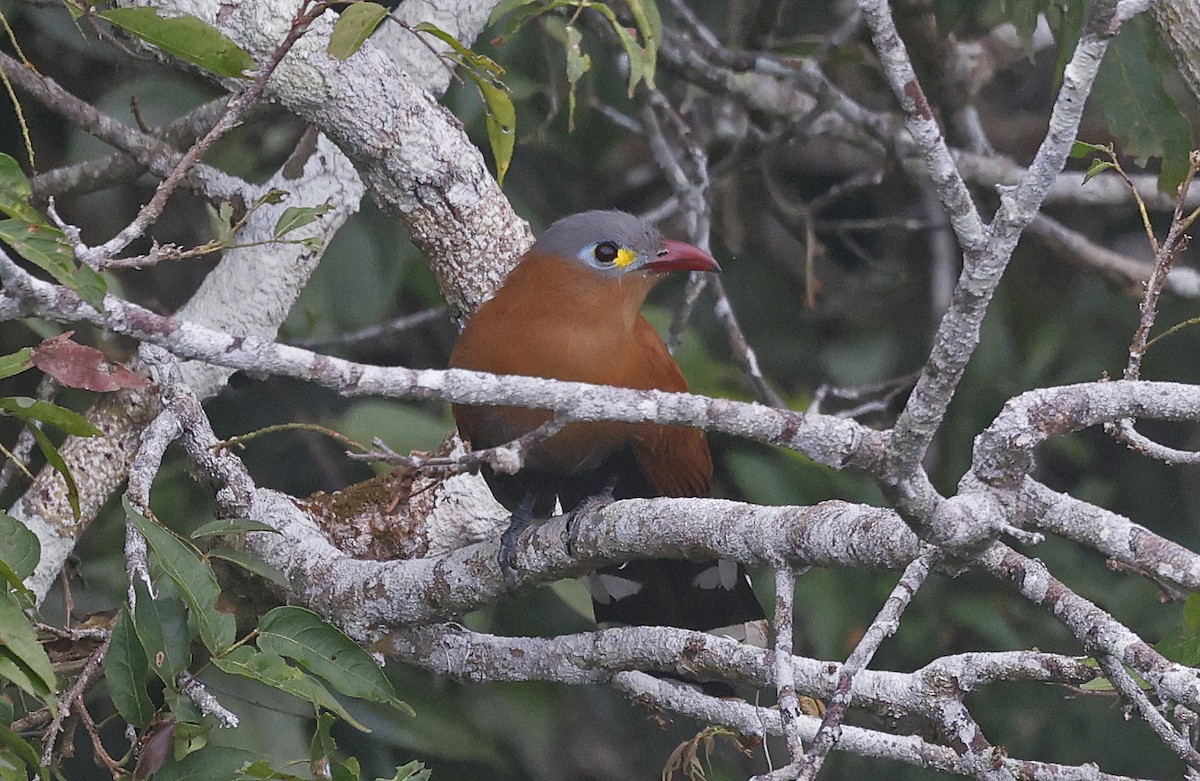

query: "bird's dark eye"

left=594, top=241, right=620, bottom=265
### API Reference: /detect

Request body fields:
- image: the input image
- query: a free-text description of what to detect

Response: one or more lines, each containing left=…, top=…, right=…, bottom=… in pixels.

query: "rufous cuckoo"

left=450, top=210, right=763, bottom=634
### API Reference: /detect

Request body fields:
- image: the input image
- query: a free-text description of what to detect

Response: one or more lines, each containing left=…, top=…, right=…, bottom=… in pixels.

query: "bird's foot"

left=498, top=524, right=522, bottom=583
left=498, top=493, right=538, bottom=583
left=564, top=478, right=618, bottom=557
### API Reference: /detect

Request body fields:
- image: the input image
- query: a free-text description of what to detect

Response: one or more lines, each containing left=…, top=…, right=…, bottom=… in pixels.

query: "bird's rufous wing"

left=626, top=316, right=713, bottom=498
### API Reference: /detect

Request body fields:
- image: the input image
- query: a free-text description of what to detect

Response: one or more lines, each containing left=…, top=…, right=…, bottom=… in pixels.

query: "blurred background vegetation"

left=2, top=0, right=1200, bottom=778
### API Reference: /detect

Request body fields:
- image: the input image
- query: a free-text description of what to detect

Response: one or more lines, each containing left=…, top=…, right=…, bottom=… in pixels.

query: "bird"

left=449, top=210, right=763, bottom=635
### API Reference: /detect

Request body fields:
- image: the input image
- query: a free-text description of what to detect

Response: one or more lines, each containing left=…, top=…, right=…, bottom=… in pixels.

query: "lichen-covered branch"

left=883, top=0, right=1129, bottom=481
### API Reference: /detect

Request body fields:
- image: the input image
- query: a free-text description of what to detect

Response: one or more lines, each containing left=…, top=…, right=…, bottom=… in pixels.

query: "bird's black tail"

left=586, top=558, right=766, bottom=642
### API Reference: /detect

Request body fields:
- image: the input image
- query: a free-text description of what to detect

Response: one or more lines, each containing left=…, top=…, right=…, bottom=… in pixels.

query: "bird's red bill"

left=643, top=239, right=721, bottom=273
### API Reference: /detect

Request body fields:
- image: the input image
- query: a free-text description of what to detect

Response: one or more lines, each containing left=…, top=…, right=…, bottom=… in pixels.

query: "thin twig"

left=290, top=306, right=447, bottom=350
left=661, top=0, right=721, bottom=48
left=39, top=633, right=112, bottom=768
left=352, top=416, right=570, bottom=477
left=711, top=275, right=788, bottom=407
left=30, top=96, right=234, bottom=199
left=772, top=567, right=806, bottom=765
left=797, top=550, right=935, bottom=779
left=879, top=0, right=1128, bottom=485
left=0, top=50, right=244, bottom=203
left=81, top=0, right=330, bottom=265
left=1109, top=420, right=1200, bottom=465
left=808, top=371, right=920, bottom=421
left=1123, top=151, right=1200, bottom=381
left=1028, top=213, right=1200, bottom=300
left=77, top=696, right=124, bottom=778
left=1097, top=654, right=1200, bottom=772
left=1107, top=150, right=1200, bottom=462
left=641, top=90, right=787, bottom=408
left=0, top=373, right=54, bottom=494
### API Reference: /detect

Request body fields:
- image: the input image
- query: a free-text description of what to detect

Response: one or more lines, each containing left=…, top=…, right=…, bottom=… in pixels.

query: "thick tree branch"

left=883, top=0, right=1129, bottom=482
left=973, top=381, right=1200, bottom=487
left=0, top=50, right=247, bottom=203
left=8, top=0, right=496, bottom=602
left=150, top=0, right=530, bottom=323
left=29, top=96, right=235, bottom=200
left=981, top=542, right=1200, bottom=715
left=0, top=254, right=883, bottom=473
left=1015, top=479, right=1200, bottom=594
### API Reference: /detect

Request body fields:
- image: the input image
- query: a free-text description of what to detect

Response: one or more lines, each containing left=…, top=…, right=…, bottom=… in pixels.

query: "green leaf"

left=590, top=2, right=651, bottom=95
left=0, top=513, right=39, bottom=583
left=409, top=20, right=513, bottom=184
left=0, top=219, right=69, bottom=276
left=257, top=606, right=410, bottom=713
left=126, top=498, right=236, bottom=653
left=0, top=561, right=33, bottom=609
left=1092, top=16, right=1194, bottom=191
left=0, top=753, right=23, bottom=781
left=104, top=608, right=156, bottom=728
left=0, top=397, right=102, bottom=436
left=333, top=756, right=360, bottom=781
left=160, top=686, right=204, bottom=725
left=562, top=23, right=590, bottom=84
left=1075, top=657, right=1147, bottom=695
left=1046, top=0, right=1086, bottom=89
left=1158, top=595, right=1200, bottom=665
left=190, top=518, right=279, bottom=539
left=256, top=189, right=287, bottom=206
left=0, top=219, right=107, bottom=311
left=0, top=721, right=46, bottom=781
left=1070, top=140, right=1111, bottom=159
left=494, top=0, right=574, bottom=43
left=0, top=155, right=34, bottom=221
left=151, top=746, right=256, bottom=781
left=0, top=349, right=32, bottom=381
left=0, top=591, right=56, bottom=702
left=98, top=8, right=255, bottom=78
left=272, top=204, right=331, bottom=238
left=309, top=714, right=359, bottom=781
left=1184, top=593, right=1200, bottom=630
left=463, top=73, right=515, bottom=186
left=327, top=2, right=389, bottom=59
left=625, top=0, right=661, bottom=87
left=1082, top=160, right=1114, bottom=184
left=171, top=720, right=210, bottom=759
left=0, top=157, right=104, bottom=310
left=488, top=0, right=535, bottom=27
left=27, top=424, right=82, bottom=520
left=413, top=21, right=505, bottom=78
left=562, top=24, right=590, bottom=131
left=0, top=405, right=94, bottom=517
left=211, top=646, right=369, bottom=731
left=132, top=579, right=192, bottom=686
left=391, top=760, right=432, bottom=781
left=207, top=548, right=289, bottom=588
left=308, top=713, right=338, bottom=771
left=236, top=759, right=311, bottom=780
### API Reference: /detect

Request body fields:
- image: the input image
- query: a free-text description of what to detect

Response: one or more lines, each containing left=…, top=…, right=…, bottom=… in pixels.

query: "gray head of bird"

left=534, top=210, right=721, bottom=280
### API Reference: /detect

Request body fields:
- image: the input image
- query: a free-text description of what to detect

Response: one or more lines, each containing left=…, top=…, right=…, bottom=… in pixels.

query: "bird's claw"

left=564, top=478, right=618, bottom=556
left=498, top=525, right=522, bottom=583
left=498, top=493, right=537, bottom=583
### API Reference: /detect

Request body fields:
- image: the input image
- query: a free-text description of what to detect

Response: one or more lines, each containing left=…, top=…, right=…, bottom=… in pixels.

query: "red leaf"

left=31, top=332, right=150, bottom=392
left=132, top=716, right=175, bottom=781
